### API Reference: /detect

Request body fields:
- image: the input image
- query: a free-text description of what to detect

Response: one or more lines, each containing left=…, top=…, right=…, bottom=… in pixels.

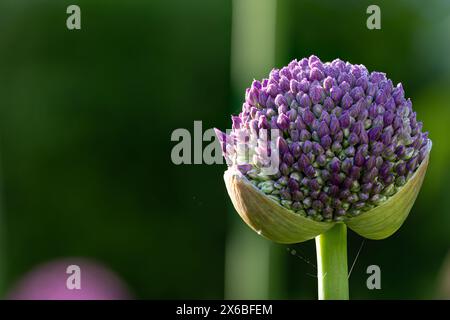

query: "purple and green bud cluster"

left=216, top=56, right=431, bottom=222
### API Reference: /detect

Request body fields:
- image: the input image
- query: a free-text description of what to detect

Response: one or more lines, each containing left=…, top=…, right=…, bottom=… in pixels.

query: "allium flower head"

left=216, top=56, right=431, bottom=242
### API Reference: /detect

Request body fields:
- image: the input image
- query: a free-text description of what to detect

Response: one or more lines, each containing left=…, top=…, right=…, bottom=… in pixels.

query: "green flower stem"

left=315, top=223, right=349, bottom=300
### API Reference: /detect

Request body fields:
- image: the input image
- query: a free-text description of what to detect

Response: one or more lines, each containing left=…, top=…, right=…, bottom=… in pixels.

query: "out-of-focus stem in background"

left=225, top=0, right=281, bottom=299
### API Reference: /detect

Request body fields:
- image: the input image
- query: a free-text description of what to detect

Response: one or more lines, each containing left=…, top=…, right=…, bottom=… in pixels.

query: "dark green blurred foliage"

left=0, top=0, right=448, bottom=299
left=0, top=0, right=231, bottom=298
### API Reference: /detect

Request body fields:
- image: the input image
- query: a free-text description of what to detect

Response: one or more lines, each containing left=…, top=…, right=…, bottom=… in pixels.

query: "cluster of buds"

left=216, top=56, right=430, bottom=222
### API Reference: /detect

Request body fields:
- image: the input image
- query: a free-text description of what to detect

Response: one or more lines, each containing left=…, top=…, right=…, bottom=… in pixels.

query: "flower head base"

left=217, top=56, right=431, bottom=229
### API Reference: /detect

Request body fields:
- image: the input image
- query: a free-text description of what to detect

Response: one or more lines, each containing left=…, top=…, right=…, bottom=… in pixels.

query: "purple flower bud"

left=328, top=186, right=339, bottom=198
left=368, top=126, right=382, bottom=142
left=383, top=110, right=394, bottom=125
left=310, top=67, right=324, bottom=81
left=277, top=75, right=288, bottom=89
left=258, top=115, right=269, bottom=129
left=252, top=80, right=262, bottom=90
left=280, top=162, right=290, bottom=176
left=280, top=66, right=292, bottom=79
left=277, top=114, right=290, bottom=130
left=330, top=158, right=341, bottom=173
left=345, top=146, right=356, bottom=157
left=380, top=161, right=392, bottom=178
left=341, top=92, right=353, bottom=109
left=365, top=82, right=376, bottom=97
left=290, top=142, right=302, bottom=158
left=407, top=156, right=419, bottom=171
left=395, top=145, right=406, bottom=158
left=329, top=115, right=341, bottom=135
left=309, top=179, right=321, bottom=191
left=395, top=162, right=406, bottom=176
left=365, top=155, right=377, bottom=170
left=317, top=154, right=327, bottom=166
left=267, top=84, right=278, bottom=97
left=320, top=135, right=332, bottom=148
left=275, top=94, right=288, bottom=107
left=393, top=83, right=405, bottom=104
left=338, top=72, right=351, bottom=84
left=383, top=174, right=394, bottom=185
left=269, top=117, right=278, bottom=129
left=312, top=200, right=324, bottom=210
left=330, top=173, right=342, bottom=185
left=294, top=116, right=306, bottom=130
left=355, top=76, right=368, bottom=90
left=279, top=188, right=291, bottom=200
left=360, top=129, right=369, bottom=144
left=330, top=86, right=343, bottom=102
left=299, top=93, right=312, bottom=109
left=309, top=55, right=321, bottom=66
left=309, top=85, right=325, bottom=104
left=334, top=130, right=344, bottom=142
left=258, top=90, right=269, bottom=106
left=266, top=96, right=276, bottom=109
left=332, top=141, right=342, bottom=153
left=393, top=116, right=403, bottom=130
left=370, top=72, right=386, bottom=84
left=299, top=154, right=310, bottom=169
left=351, top=121, right=363, bottom=135
left=237, top=164, right=252, bottom=175
left=304, top=165, right=316, bottom=178
left=375, top=90, right=387, bottom=104
left=380, top=130, right=392, bottom=145
left=312, top=142, right=325, bottom=155
left=320, top=111, right=331, bottom=125
left=361, top=183, right=372, bottom=193
left=340, top=189, right=351, bottom=199
left=340, top=80, right=352, bottom=93
left=232, top=116, right=242, bottom=129
left=350, top=86, right=365, bottom=101
left=277, top=137, right=289, bottom=154
left=323, top=97, right=335, bottom=111
left=362, top=167, right=378, bottom=183
left=318, top=121, right=330, bottom=137
left=339, top=112, right=351, bottom=128
left=299, top=129, right=311, bottom=141
left=358, top=193, right=369, bottom=202
left=323, top=76, right=334, bottom=91
left=371, top=142, right=384, bottom=155
left=350, top=166, right=362, bottom=179
left=354, top=149, right=366, bottom=167
left=283, top=152, right=294, bottom=166
left=312, top=104, right=323, bottom=118
left=357, top=109, right=369, bottom=121
left=348, top=132, right=359, bottom=146
left=340, top=157, right=351, bottom=171
left=288, top=78, right=299, bottom=93
left=288, top=178, right=299, bottom=191
left=302, top=109, right=315, bottom=126
left=372, top=182, right=383, bottom=195
left=292, top=190, right=304, bottom=201
left=302, top=140, right=313, bottom=153
left=342, top=177, right=353, bottom=189
left=287, top=109, right=298, bottom=122
left=247, top=87, right=259, bottom=105
left=298, top=78, right=309, bottom=91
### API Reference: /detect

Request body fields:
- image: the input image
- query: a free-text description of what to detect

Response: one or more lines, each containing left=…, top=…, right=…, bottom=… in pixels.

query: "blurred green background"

left=0, top=0, right=448, bottom=299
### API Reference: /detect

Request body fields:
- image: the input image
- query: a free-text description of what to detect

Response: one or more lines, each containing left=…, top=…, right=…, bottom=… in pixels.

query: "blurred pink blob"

left=8, top=258, right=132, bottom=300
